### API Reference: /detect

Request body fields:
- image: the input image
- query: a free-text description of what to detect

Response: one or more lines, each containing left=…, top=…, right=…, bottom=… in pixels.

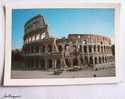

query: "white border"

left=4, top=2, right=121, bottom=86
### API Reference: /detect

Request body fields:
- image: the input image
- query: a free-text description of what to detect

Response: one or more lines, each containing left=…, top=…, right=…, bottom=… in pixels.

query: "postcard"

left=4, top=2, right=121, bottom=86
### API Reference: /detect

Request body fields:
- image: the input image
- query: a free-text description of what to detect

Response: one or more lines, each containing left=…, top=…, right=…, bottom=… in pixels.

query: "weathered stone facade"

left=23, top=15, right=115, bottom=70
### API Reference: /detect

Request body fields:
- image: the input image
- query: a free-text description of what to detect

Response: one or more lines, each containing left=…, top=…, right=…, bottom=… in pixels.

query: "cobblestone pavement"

left=11, top=67, right=115, bottom=79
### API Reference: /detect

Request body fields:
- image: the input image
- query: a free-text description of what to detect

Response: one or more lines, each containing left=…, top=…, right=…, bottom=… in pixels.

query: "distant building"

left=23, top=15, right=115, bottom=70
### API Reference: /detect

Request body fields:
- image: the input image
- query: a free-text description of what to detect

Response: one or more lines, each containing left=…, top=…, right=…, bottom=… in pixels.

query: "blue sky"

left=12, top=8, right=114, bottom=49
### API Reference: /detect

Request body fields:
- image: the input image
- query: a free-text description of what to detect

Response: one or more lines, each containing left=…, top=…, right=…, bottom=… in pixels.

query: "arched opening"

left=89, top=45, right=92, bottom=53
left=99, top=57, right=101, bottom=64
left=73, top=58, right=78, bottom=66
left=95, top=57, right=98, bottom=64
left=90, top=57, right=93, bottom=64
left=105, top=56, right=107, bottom=62
left=94, top=45, right=96, bottom=52
left=102, top=56, right=105, bottom=63
left=84, top=46, right=87, bottom=53
left=48, top=44, right=52, bottom=52
left=48, top=59, right=52, bottom=68
left=101, top=46, right=103, bottom=53
left=101, top=41, right=103, bottom=45
left=79, top=45, right=82, bottom=52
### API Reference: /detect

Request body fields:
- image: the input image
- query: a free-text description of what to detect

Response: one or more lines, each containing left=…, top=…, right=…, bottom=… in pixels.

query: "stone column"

left=87, top=45, right=89, bottom=54
left=77, top=56, right=81, bottom=66
left=54, top=59, right=57, bottom=69
left=97, top=57, right=99, bottom=64
left=82, top=45, right=84, bottom=54
left=60, top=59, right=62, bottom=69
left=52, top=59, right=55, bottom=69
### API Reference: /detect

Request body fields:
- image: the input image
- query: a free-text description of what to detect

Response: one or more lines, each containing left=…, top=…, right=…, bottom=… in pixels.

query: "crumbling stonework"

left=23, top=15, right=115, bottom=71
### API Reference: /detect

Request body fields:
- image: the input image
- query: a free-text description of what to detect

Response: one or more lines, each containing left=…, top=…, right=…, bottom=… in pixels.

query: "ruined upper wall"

left=68, top=34, right=111, bottom=45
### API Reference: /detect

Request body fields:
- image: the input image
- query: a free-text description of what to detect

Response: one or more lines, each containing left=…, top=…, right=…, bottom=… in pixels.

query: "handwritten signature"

left=0, top=94, right=21, bottom=99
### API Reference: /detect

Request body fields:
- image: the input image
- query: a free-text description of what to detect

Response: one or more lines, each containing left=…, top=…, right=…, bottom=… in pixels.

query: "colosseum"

left=23, top=15, right=115, bottom=72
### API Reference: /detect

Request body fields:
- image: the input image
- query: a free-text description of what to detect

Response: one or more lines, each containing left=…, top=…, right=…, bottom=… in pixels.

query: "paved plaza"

left=11, top=67, right=115, bottom=79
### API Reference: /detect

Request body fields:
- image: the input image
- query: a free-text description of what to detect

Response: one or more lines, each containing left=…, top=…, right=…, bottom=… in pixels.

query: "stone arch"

left=94, top=45, right=96, bottom=52
left=79, top=45, right=82, bottom=52
left=102, top=56, right=105, bottom=63
left=95, top=57, right=98, bottom=64
left=101, top=46, right=103, bottom=53
left=89, top=56, right=93, bottom=64
left=99, top=56, right=101, bottom=64
left=84, top=45, right=87, bottom=53
left=89, top=45, right=92, bottom=53
left=105, top=56, right=107, bottom=62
